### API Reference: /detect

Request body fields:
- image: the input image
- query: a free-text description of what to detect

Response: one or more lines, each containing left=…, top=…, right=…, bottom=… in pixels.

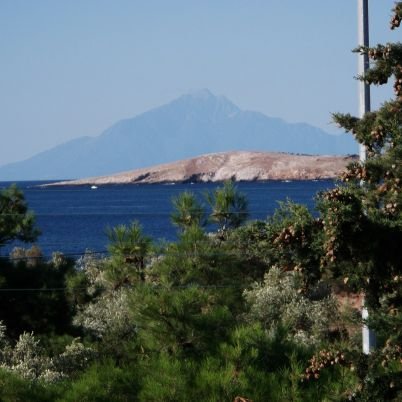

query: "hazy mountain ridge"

left=0, top=90, right=357, bottom=180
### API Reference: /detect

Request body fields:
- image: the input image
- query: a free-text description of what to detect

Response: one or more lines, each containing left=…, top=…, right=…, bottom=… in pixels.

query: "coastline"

left=43, top=151, right=356, bottom=187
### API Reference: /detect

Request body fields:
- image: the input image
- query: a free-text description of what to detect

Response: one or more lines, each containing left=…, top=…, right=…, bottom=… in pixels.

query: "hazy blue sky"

left=0, top=0, right=399, bottom=165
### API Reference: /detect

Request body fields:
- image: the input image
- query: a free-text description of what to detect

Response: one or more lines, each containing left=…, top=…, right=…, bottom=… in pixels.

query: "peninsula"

left=46, top=151, right=356, bottom=186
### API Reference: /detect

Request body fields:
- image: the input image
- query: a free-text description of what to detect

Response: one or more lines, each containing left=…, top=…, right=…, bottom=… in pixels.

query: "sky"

left=0, top=0, right=400, bottom=166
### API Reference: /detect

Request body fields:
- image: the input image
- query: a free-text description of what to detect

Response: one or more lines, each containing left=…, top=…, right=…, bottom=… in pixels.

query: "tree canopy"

left=0, top=184, right=39, bottom=248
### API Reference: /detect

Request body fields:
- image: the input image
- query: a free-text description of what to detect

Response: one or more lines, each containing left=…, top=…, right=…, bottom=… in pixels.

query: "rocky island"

left=46, top=151, right=356, bottom=186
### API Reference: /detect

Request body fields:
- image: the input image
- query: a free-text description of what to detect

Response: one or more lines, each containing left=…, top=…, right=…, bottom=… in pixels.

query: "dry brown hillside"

left=47, top=151, right=357, bottom=186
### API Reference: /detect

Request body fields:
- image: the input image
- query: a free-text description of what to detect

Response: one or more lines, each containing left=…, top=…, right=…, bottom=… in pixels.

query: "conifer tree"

left=0, top=184, right=39, bottom=248
left=206, top=180, right=249, bottom=235
left=170, top=191, right=206, bottom=231
left=106, top=221, right=152, bottom=283
left=313, top=3, right=402, bottom=398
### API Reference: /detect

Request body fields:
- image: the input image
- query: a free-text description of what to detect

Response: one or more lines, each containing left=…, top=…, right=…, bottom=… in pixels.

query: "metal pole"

left=357, top=0, right=371, bottom=124
left=357, top=0, right=376, bottom=354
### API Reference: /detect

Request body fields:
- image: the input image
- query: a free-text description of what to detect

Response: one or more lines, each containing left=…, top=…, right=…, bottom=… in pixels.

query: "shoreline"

left=41, top=151, right=355, bottom=187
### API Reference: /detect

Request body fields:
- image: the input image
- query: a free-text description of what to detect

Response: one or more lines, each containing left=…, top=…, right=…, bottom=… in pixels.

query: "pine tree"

left=106, top=221, right=152, bottom=283
left=170, top=191, right=206, bottom=231
left=0, top=184, right=39, bottom=248
left=206, top=180, right=249, bottom=236
left=313, top=3, right=402, bottom=398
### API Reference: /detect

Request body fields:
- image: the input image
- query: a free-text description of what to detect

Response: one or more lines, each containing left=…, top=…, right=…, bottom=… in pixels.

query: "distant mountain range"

left=0, top=89, right=357, bottom=180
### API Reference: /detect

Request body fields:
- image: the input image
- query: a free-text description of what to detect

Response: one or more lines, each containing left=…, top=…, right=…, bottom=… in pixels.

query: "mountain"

left=0, top=89, right=357, bottom=180
left=46, top=151, right=357, bottom=186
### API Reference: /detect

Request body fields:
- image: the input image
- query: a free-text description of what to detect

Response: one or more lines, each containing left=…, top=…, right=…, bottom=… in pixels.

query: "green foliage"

left=193, top=356, right=251, bottom=401
left=170, top=191, right=206, bottom=231
left=107, top=221, right=153, bottom=283
left=65, top=269, right=91, bottom=307
left=0, top=367, right=56, bottom=402
left=312, top=3, right=402, bottom=399
left=0, top=255, right=75, bottom=338
left=323, top=0, right=402, bottom=316
left=206, top=180, right=249, bottom=235
left=130, top=284, right=233, bottom=357
left=135, top=325, right=326, bottom=402
left=0, top=184, right=39, bottom=247
left=128, top=220, right=266, bottom=358
left=0, top=321, right=96, bottom=383
left=266, top=200, right=324, bottom=285
left=58, top=360, right=139, bottom=402
left=244, top=267, right=338, bottom=347
left=227, top=220, right=273, bottom=265
left=137, top=354, right=190, bottom=402
left=68, top=254, right=138, bottom=362
left=73, top=287, right=136, bottom=345
left=154, top=224, right=255, bottom=287
left=346, top=351, right=402, bottom=401
left=229, top=201, right=324, bottom=288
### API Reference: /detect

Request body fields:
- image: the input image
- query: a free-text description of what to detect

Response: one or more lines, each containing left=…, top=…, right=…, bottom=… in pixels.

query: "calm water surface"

left=0, top=180, right=335, bottom=257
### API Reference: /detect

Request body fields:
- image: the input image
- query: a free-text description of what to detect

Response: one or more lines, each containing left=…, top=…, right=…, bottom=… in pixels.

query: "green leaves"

left=0, top=184, right=39, bottom=247
left=317, top=4, right=402, bottom=398
left=106, top=221, right=152, bottom=283
left=107, top=221, right=152, bottom=261
left=171, top=191, right=206, bottom=231
left=170, top=181, right=249, bottom=237
left=206, top=180, right=249, bottom=234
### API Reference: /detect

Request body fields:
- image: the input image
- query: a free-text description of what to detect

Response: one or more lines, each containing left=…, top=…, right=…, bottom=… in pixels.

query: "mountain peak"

left=174, top=89, right=241, bottom=118
left=186, top=88, right=214, bottom=100
left=0, top=90, right=357, bottom=180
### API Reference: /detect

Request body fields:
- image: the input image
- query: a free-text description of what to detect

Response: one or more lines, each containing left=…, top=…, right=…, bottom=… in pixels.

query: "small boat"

left=91, top=185, right=98, bottom=190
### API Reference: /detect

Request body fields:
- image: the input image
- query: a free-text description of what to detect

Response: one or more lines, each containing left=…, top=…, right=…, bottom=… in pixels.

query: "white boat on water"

left=91, top=185, right=98, bottom=189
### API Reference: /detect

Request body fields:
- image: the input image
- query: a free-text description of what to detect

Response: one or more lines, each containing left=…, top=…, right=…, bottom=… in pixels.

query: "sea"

left=0, top=180, right=336, bottom=259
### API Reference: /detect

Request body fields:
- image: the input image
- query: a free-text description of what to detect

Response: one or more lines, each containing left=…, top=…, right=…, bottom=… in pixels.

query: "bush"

left=244, top=267, right=339, bottom=347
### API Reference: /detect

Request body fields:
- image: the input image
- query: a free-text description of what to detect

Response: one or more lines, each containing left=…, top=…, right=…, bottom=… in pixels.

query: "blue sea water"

left=0, top=180, right=335, bottom=258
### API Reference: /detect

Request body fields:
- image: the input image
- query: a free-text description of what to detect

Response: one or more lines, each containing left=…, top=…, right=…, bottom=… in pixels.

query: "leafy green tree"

left=228, top=200, right=325, bottom=289
left=68, top=253, right=138, bottom=363
left=106, top=221, right=152, bottom=283
left=155, top=225, right=236, bottom=286
left=244, top=267, right=338, bottom=348
left=0, top=184, right=39, bottom=248
left=171, top=191, right=206, bottom=231
left=206, top=180, right=249, bottom=235
left=0, top=321, right=96, bottom=383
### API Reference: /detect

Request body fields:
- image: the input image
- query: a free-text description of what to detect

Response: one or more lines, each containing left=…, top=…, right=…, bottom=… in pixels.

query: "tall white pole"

left=357, top=0, right=376, bottom=354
